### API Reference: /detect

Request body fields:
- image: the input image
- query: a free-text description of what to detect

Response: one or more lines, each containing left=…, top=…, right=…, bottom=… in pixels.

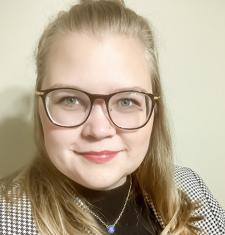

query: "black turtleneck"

left=75, top=177, right=162, bottom=235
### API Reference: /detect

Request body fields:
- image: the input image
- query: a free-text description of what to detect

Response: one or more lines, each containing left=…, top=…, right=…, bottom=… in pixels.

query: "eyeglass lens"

left=44, top=89, right=153, bottom=129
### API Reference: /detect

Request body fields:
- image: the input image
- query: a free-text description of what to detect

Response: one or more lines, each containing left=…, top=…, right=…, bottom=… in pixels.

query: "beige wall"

left=0, top=0, right=224, bottom=208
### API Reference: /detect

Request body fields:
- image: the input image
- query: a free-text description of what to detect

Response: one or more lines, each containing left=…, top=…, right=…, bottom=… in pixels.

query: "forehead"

left=43, top=32, right=153, bottom=93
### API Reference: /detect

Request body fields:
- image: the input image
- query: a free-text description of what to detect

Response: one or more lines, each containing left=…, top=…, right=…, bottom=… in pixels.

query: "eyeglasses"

left=36, top=88, right=160, bottom=130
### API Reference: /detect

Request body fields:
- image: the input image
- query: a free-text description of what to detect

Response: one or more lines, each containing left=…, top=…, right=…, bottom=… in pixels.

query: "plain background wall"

left=0, top=0, right=224, bottom=208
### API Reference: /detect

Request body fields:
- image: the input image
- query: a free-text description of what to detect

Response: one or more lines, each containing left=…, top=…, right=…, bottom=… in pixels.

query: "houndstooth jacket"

left=0, top=166, right=225, bottom=235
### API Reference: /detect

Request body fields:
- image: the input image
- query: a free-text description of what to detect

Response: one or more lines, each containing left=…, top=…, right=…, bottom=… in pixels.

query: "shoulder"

left=0, top=179, right=39, bottom=235
left=174, top=165, right=210, bottom=200
left=174, top=166, right=225, bottom=235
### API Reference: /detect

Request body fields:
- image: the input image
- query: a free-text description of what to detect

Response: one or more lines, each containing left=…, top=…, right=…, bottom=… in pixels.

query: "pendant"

left=107, top=225, right=115, bottom=234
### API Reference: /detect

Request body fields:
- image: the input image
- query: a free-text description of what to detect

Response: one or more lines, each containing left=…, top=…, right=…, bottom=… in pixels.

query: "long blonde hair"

left=3, top=0, right=201, bottom=234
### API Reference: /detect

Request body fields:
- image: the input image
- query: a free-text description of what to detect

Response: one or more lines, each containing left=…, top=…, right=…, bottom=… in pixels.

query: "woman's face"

left=39, top=32, right=154, bottom=190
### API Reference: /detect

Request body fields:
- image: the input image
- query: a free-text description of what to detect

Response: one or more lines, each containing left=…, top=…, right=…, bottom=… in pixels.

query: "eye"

left=118, top=98, right=134, bottom=107
left=62, top=97, right=79, bottom=105
left=57, top=96, right=81, bottom=107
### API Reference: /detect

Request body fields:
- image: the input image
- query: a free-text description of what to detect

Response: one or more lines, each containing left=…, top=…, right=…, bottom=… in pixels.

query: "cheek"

left=122, top=119, right=153, bottom=160
left=39, top=104, right=71, bottom=154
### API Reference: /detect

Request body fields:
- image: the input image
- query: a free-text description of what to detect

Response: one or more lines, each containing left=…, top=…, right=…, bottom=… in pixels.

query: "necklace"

left=74, top=177, right=132, bottom=234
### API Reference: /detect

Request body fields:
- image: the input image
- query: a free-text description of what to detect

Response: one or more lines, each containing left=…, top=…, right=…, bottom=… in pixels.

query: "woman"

left=0, top=0, right=224, bottom=234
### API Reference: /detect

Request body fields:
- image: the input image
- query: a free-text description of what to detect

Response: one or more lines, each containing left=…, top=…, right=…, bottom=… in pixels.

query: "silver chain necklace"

left=74, top=177, right=132, bottom=234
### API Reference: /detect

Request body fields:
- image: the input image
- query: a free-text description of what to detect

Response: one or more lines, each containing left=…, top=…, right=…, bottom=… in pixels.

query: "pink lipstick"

left=78, top=150, right=120, bottom=164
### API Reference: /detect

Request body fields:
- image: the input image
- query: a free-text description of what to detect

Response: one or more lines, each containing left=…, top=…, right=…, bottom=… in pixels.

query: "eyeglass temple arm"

left=35, top=91, right=44, bottom=96
left=154, top=96, right=160, bottom=100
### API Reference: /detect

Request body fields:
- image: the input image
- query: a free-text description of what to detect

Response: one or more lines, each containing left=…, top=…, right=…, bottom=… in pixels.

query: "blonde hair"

left=3, top=0, right=202, bottom=234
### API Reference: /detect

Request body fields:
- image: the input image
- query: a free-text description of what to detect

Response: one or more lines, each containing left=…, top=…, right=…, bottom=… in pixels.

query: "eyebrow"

left=45, top=83, right=150, bottom=93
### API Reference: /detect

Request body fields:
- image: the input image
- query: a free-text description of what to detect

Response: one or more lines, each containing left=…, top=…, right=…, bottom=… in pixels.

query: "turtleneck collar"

left=75, top=176, right=132, bottom=222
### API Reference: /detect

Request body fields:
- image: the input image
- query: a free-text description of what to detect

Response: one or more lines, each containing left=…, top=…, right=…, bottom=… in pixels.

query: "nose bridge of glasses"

left=89, top=93, right=110, bottom=110
left=86, top=94, right=114, bottom=122
left=91, top=102, right=109, bottom=119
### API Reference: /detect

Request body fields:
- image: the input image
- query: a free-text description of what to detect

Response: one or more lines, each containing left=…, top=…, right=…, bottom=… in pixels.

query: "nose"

left=81, top=101, right=116, bottom=139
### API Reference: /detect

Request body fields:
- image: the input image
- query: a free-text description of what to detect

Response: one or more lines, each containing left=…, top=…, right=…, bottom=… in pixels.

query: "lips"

left=75, top=150, right=121, bottom=164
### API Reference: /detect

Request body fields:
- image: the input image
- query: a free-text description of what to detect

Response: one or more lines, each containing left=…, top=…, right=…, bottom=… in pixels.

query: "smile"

left=75, top=150, right=121, bottom=164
